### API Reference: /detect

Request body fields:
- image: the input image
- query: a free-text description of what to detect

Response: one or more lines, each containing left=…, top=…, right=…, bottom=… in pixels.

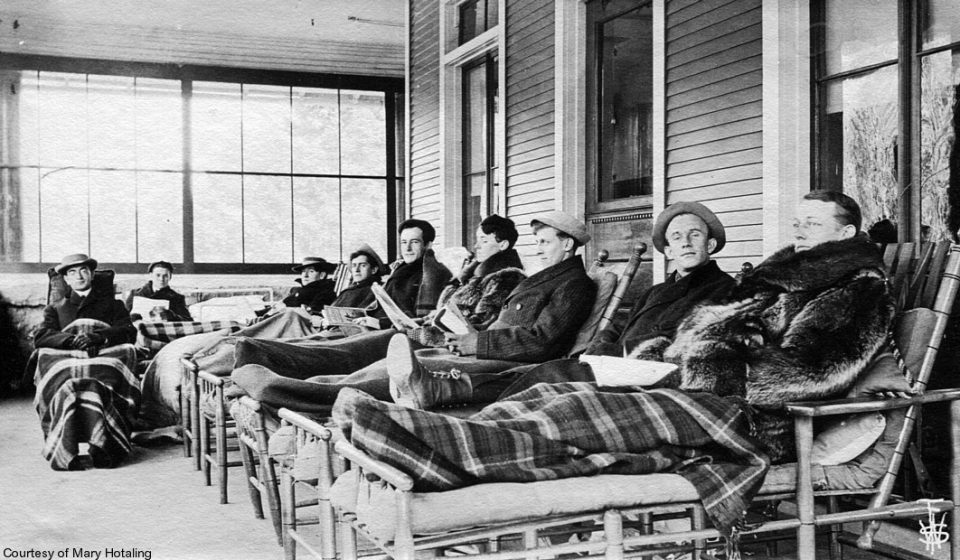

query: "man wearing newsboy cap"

left=34, top=253, right=136, bottom=351
left=124, top=260, right=193, bottom=321
left=390, top=202, right=735, bottom=408
left=387, top=210, right=598, bottom=408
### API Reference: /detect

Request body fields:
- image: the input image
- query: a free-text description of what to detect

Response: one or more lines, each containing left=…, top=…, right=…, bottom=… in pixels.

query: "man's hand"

left=310, top=315, right=327, bottom=329
left=444, top=332, right=478, bottom=356
left=352, top=316, right=381, bottom=329
left=73, top=332, right=106, bottom=350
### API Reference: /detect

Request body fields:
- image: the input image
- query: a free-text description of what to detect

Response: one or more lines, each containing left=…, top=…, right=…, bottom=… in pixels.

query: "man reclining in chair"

left=33, top=253, right=139, bottom=470
left=389, top=201, right=736, bottom=407
left=330, top=192, right=897, bottom=536
left=231, top=211, right=595, bottom=409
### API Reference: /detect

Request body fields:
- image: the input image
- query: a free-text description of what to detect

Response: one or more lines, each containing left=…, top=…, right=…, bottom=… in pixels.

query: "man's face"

left=534, top=226, right=572, bottom=269
left=64, top=265, right=93, bottom=292
left=793, top=199, right=855, bottom=251
left=301, top=266, right=325, bottom=284
left=350, top=255, right=376, bottom=283
left=150, top=266, right=172, bottom=290
left=474, top=227, right=506, bottom=263
left=663, top=214, right=716, bottom=276
left=399, top=227, right=428, bottom=264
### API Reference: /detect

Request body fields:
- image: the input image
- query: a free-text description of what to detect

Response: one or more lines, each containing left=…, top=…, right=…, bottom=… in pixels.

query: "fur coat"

left=411, top=249, right=525, bottom=347
left=663, top=236, right=896, bottom=462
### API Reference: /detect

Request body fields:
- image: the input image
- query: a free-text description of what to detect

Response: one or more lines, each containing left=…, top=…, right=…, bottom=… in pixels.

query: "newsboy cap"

left=652, top=201, right=726, bottom=254
left=530, top=211, right=591, bottom=245
left=55, top=253, right=98, bottom=275
left=292, top=257, right=338, bottom=274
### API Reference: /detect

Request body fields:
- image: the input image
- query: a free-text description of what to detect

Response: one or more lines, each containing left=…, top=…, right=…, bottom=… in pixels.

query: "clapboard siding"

left=668, top=132, right=762, bottom=165
left=667, top=22, right=761, bottom=69
left=667, top=86, right=762, bottom=123
left=505, top=0, right=556, bottom=221
left=667, top=100, right=762, bottom=136
left=408, top=0, right=442, bottom=228
left=667, top=147, right=764, bottom=178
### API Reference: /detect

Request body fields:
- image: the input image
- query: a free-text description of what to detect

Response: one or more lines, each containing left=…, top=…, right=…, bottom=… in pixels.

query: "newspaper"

left=578, top=355, right=678, bottom=387
left=131, top=296, right=169, bottom=319
left=324, top=306, right=369, bottom=324
left=371, top=283, right=419, bottom=330
left=434, top=301, right=476, bottom=334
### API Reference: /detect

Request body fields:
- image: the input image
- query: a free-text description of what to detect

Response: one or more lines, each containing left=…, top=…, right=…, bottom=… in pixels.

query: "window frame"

left=811, top=0, right=960, bottom=242
left=0, top=54, right=404, bottom=274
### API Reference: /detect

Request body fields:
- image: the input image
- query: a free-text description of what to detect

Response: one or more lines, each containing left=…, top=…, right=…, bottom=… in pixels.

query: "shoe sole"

left=386, top=334, right=418, bottom=408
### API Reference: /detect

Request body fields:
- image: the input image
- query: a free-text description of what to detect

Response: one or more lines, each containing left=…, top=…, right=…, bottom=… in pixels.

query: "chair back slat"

left=918, top=243, right=950, bottom=310
left=904, top=242, right=937, bottom=310
left=596, top=244, right=646, bottom=334
left=333, top=262, right=352, bottom=294
left=887, top=243, right=916, bottom=307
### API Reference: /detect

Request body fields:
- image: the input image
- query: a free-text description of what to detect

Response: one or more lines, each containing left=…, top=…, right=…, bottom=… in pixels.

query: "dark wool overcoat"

left=35, top=288, right=136, bottom=350
left=126, top=282, right=193, bottom=321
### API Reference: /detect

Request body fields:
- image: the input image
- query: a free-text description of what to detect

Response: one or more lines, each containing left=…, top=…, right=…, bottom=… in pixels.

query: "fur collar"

left=735, top=236, right=884, bottom=295
left=469, top=248, right=524, bottom=279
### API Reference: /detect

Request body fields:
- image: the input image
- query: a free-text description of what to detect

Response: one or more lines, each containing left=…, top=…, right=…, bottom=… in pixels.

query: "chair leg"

left=200, top=410, right=212, bottom=486
left=238, top=437, right=264, bottom=519
left=827, top=496, right=843, bottom=560
left=253, top=420, right=283, bottom=545
left=795, top=416, right=817, bottom=560
left=281, top=461, right=297, bottom=560
left=190, top=373, right=202, bottom=470
left=180, top=385, right=192, bottom=458
left=318, top=438, right=338, bottom=560
left=215, top=387, right=229, bottom=504
left=604, top=510, right=624, bottom=560
left=691, top=506, right=706, bottom=560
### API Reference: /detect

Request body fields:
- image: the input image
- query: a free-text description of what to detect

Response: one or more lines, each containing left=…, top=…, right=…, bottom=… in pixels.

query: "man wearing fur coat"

left=660, top=191, right=896, bottom=462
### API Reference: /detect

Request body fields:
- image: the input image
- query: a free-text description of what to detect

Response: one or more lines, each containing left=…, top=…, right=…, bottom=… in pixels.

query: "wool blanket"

left=136, top=319, right=240, bottom=354
left=34, top=319, right=141, bottom=470
left=333, top=382, right=770, bottom=536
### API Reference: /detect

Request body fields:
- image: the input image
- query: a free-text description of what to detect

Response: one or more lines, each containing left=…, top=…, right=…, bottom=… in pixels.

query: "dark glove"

left=73, top=332, right=106, bottom=350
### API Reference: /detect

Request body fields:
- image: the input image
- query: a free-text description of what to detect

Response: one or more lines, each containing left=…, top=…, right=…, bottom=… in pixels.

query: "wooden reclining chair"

left=268, top=245, right=648, bottom=560
left=315, top=241, right=960, bottom=560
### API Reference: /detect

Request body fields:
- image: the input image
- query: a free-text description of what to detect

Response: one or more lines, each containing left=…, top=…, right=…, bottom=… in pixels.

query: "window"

left=0, top=59, right=402, bottom=272
left=586, top=0, right=654, bottom=213
left=461, top=54, right=499, bottom=248
left=458, top=0, right=499, bottom=46
left=813, top=0, right=960, bottom=241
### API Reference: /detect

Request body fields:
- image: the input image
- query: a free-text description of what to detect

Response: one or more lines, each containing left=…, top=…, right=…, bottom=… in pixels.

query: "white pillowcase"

left=811, top=412, right=886, bottom=466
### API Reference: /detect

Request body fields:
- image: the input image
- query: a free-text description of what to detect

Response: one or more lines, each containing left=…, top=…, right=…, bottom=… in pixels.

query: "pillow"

left=570, top=271, right=618, bottom=356
left=811, top=412, right=886, bottom=466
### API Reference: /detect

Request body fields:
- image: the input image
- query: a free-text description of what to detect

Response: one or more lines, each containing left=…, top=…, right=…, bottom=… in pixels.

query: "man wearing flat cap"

left=387, top=210, right=598, bottom=408
left=34, top=253, right=136, bottom=351
left=282, top=256, right=339, bottom=314
left=124, top=260, right=192, bottom=321
left=389, top=202, right=735, bottom=408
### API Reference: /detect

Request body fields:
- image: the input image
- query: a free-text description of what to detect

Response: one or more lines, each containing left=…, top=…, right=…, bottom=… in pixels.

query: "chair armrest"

left=278, top=408, right=333, bottom=441
left=179, top=356, right=198, bottom=373
left=784, top=388, right=960, bottom=418
left=198, top=369, right=226, bottom=386
left=238, top=395, right=263, bottom=413
left=334, top=440, right=415, bottom=492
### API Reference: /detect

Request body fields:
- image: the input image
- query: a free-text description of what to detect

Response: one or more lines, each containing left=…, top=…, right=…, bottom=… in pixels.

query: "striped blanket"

left=333, top=382, right=770, bottom=535
left=34, top=320, right=141, bottom=470
left=136, top=320, right=240, bottom=354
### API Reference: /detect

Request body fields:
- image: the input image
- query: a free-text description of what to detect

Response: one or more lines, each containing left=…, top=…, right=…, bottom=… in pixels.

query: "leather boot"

left=386, top=334, right=473, bottom=409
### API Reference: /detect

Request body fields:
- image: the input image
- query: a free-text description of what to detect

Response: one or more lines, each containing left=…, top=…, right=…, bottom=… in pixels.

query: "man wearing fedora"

left=34, top=253, right=136, bottom=351
left=282, top=256, right=339, bottom=314
left=124, top=260, right=193, bottom=321
left=388, top=202, right=734, bottom=408
left=387, top=210, right=598, bottom=408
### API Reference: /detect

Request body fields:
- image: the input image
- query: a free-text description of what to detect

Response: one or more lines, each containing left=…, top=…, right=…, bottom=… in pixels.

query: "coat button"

left=516, top=303, right=523, bottom=310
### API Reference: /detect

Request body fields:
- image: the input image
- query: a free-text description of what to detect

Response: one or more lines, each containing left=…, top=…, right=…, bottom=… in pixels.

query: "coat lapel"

left=507, top=256, right=583, bottom=299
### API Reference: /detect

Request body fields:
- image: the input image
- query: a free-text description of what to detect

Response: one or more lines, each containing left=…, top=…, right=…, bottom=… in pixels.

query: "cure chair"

left=318, top=241, right=960, bottom=560
left=268, top=245, right=649, bottom=560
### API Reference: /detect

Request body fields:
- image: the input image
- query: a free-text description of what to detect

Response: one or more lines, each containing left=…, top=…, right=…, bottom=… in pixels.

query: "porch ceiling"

left=0, top=0, right=406, bottom=77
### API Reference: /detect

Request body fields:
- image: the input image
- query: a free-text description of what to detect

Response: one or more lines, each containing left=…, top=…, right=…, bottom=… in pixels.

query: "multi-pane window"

left=813, top=0, right=960, bottom=241
left=0, top=63, right=400, bottom=272
left=458, top=0, right=499, bottom=46
left=461, top=54, right=499, bottom=248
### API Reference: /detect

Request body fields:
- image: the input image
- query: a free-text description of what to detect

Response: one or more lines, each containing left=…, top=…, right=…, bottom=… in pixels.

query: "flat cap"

left=350, top=243, right=386, bottom=273
left=652, top=201, right=726, bottom=254
left=54, top=253, right=98, bottom=275
left=530, top=211, right=591, bottom=245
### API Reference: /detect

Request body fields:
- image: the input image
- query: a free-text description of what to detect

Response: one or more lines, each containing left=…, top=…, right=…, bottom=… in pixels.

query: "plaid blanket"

left=136, top=320, right=240, bottom=354
left=333, top=382, right=770, bottom=535
left=34, top=320, right=141, bottom=470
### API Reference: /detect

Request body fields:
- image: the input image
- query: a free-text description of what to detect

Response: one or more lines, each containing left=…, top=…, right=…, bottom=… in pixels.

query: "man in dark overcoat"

left=35, top=254, right=136, bottom=350
left=388, top=210, right=597, bottom=408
